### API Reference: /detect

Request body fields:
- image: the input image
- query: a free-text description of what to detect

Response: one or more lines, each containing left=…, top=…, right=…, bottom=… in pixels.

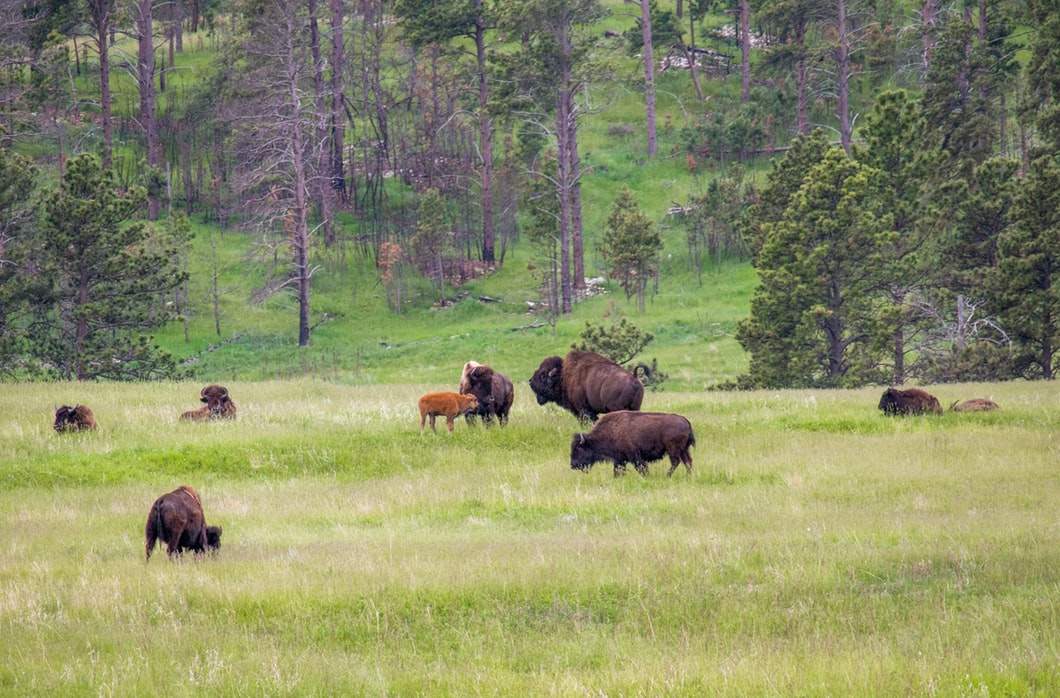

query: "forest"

left=0, top=0, right=1058, bottom=387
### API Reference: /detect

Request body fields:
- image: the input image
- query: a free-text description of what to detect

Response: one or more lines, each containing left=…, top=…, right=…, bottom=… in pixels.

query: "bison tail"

left=145, top=502, right=162, bottom=562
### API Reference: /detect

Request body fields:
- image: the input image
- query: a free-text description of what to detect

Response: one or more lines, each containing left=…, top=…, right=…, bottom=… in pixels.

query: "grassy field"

left=2, top=379, right=1058, bottom=695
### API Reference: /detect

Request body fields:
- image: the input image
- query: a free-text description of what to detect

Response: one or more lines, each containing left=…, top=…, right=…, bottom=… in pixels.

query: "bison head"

left=529, top=356, right=563, bottom=406
left=570, top=433, right=595, bottom=471
left=205, top=525, right=222, bottom=551
left=200, top=384, right=231, bottom=415
left=878, top=388, right=899, bottom=415
left=457, top=393, right=480, bottom=414
left=53, top=405, right=77, bottom=432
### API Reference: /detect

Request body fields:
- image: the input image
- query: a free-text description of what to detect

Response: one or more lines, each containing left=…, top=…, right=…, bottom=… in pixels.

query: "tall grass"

left=1, top=380, right=1057, bottom=694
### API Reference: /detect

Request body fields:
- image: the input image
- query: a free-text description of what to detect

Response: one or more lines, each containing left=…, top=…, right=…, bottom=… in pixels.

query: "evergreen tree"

left=33, top=154, right=184, bottom=380
left=599, top=188, right=662, bottom=312
left=0, top=142, right=37, bottom=374
left=737, top=148, right=890, bottom=387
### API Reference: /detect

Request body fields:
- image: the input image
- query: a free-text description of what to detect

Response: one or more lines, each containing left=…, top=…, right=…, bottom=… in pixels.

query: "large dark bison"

left=145, top=485, right=222, bottom=561
left=54, top=405, right=97, bottom=432
left=461, top=364, right=514, bottom=425
left=570, top=411, right=695, bottom=477
left=529, top=350, right=643, bottom=422
left=878, top=387, right=942, bottom=416
left=180, top=384, right=237, bottom=421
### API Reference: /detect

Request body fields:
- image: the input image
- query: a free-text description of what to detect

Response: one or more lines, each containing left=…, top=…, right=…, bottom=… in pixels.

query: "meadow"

left=2, top=379, right=1058, bottom=695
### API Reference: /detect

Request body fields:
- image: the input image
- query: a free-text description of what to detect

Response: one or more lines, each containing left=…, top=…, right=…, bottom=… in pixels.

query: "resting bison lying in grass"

left=571, top=411, right=695, bottom=477
left=462, top=364, right=514, bottom=425
left=145, top=485, right=222, bottom=561
left=529, top=350, right=643, bottom=422
left=181, top=384, right=237, bottom=421
left=878, top=387, right=942, bottom=416
left=53, top=405, right=96, bottom=432
left=951, top=398, right=1000, bottom=412
left=419, top=392, right=478, bottom=433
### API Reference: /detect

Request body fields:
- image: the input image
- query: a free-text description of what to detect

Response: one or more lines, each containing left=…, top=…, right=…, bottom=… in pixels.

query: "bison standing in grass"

left=181, top=384, right=237, bottom=421
left=461, top=364, right=514, bottom=425
left=145, top=485, right=222, bottom=561
left=878, top=387, right=943, bottom=416
left=570, top=411, right=695, bottom=477
left=530, top=350, right=643, bottom=422
left=419, top=392, right=478, bottom=433
left=53, top=405, right=96, bottom=432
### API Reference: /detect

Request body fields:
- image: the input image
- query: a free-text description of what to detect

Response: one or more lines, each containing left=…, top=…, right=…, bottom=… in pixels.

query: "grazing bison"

left=458, top=361, right=484, bottom=394
left=529, top=350, right=643, bottom=422
left=462, top=364, right=514, bottom=425
left=878, top=387, right=943, bottom=416
left=570, top=411, right=695, bottom=477
left=53, top=405, right=97, bottom=433
left=418, top=392, right=478, bottom=433
left=951, top=398, right=1000, bottom=412
left=180, top=384, right=237, bottom=421
left=145, top=485, right=222, bottom=561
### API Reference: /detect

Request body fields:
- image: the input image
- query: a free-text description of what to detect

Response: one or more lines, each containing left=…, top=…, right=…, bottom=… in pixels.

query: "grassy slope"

left=54, top=8, right=775, bottom=388
left=2, top=380, right=1058, bottom=694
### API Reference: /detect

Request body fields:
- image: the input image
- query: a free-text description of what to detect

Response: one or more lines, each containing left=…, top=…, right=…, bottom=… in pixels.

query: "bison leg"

left=613, top=461, right=627, bottom=478
left=420, top=411, right=427, bottom=432
left=446, top=415, right=455, bottom=433
left=682, top=449, right=694, bottom=474
left=667, top=455, right=680, bottom=477
left=165, top=526, right=185, bottom=559
left=429, top=414, right=437, bottom=432
left=634, top=461, right=649, bottom=477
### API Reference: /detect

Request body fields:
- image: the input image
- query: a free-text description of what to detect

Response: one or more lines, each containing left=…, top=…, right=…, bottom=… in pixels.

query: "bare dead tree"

left=85, top=0, right=116, bottom=166
left=639, top=0, right=657, bottom=156
left=307, top=0, right=337, bottom=246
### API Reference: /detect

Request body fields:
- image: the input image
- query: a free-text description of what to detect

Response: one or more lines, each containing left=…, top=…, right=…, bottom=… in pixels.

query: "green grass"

left=2, top=380, right=1058, bottom=694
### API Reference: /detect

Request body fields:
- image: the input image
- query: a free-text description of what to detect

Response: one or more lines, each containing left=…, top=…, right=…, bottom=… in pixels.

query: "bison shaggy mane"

left=529, top=350, right=643, bottom=422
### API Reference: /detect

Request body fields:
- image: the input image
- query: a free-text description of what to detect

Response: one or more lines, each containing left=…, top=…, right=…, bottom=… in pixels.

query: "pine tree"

left=411, top=188, right=452, bottom=299
left=737, top=147, right=890, bottom=387
left=0, top=142, right=37, bottom=374
left=599, top=188, right=662, bottom=312
left=34, top=154, right=185, bottom=380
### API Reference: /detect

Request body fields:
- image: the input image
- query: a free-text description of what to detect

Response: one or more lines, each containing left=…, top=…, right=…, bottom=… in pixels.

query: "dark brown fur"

left=145, top=485, right=222, bottom=561
left=181, top=384, right=237, bottom=421
left=878, top=387, right=943, bottom=416
left=54, top=405, right=96, bottom=432
left=418, top=392, right=478, bottom=433
left=570, top=411, right=695, bottom=477
left=529, top=350, right=644, bottom=422
left=462, top=364, right=514, bottom=425
left=951, top=398, right=1000, bottom=412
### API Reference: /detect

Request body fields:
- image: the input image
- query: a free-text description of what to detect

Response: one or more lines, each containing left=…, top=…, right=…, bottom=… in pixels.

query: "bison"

left=145, top=485, right=222, bottom=561
left=418, top=391, right=478, bottom=433
left=878, top=387, right=943, bottom=416
left=570, top=411, right=695, bottom=477
left=180, top=384, right=237, bottom=421
left=951, top=398, right=1000, bottom=412
left=54, top=405, right=97, bottom=432
left=529, top=350, right=643, bottom=422
left=461, top=364, right=514, bottom=425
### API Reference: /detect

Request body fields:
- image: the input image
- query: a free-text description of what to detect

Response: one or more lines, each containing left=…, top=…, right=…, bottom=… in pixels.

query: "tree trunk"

left=555, top=22, right=573, bottom=315
left=329, top=0, right=346, bottom=198
left=739, top=0, right=751, bottom=102
left=684, top=16, right=703, bottom=100
left=287, top=43, right=312, bottom=347
left=893, top=327, right=905, bottom=385
left=191, top=0, right=200, bottom=33
left=92, top=9, right=113, bottom=168
left=676, top=0, right=683, bottom=20
left=75, top=265, right=89, bottom=380
left=307, top=0, right=336, bottom=246
left=475, top=8, right=495, bottom=262
left=835, top=0, right=852, bottom=153
left=137, top=0, right=162, bottom=219
left=570, top=124, right=585, bottom=290
left=640, top=0, right=658, bottom=156
left=795, top=21, right=809, bottom=134
left=175, top=0, right=184, bottom=51
left=921, top=0, right=937, bottom=73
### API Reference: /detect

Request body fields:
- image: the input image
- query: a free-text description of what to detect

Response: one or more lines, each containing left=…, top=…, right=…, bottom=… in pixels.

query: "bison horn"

left=548, top=367, right=559, bottom=378
left=578, top=434, right=586, bottom=444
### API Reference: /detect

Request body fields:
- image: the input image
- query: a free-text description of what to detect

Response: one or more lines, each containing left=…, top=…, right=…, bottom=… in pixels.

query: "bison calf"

left=878, top=387, right=942, bottom=416
left=418, top=392, right=478, bottom=433
left=54, top=405, right=96, bottom=432
left=951, top=398, right=1000, bottom=412
left=571, top=411, right=695, bottom=477
left=181, top=384, right=237, bottom=421
left=145, top=485, right=222, bottom=561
